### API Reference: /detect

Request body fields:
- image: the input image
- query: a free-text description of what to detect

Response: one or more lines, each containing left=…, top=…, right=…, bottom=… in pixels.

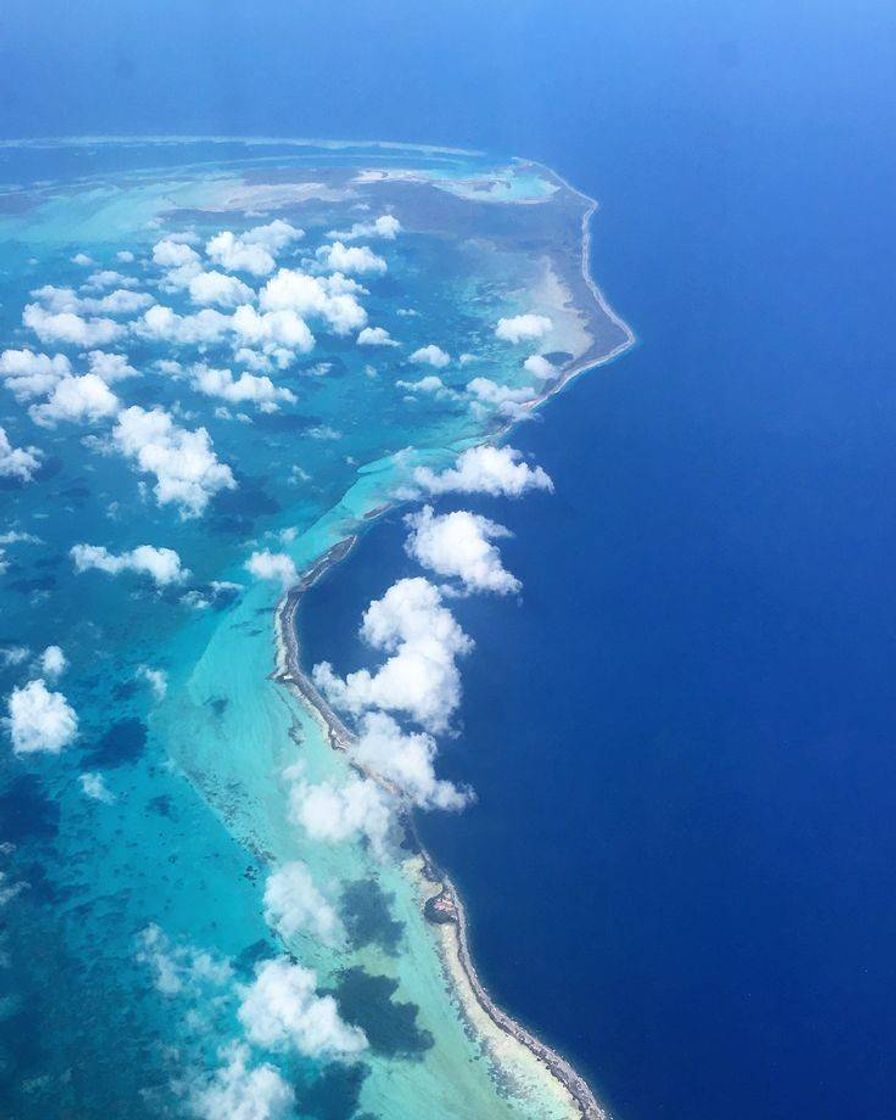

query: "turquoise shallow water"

left=0, top=139, right=626, bottom=1118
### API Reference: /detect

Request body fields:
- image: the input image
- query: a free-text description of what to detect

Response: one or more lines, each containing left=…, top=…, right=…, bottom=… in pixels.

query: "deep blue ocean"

left=4, top=2, right=896, bottom=1118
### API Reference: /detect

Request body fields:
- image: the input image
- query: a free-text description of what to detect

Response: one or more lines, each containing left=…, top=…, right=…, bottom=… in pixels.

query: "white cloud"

left=71, top=252, right=93, bottom=267
left=409, top=345, right=450, bottom=369
left=352, top=711, right=471, bottom=811
left=395, top=375, right=453, bottom=399
left=495, top=313, right=553, bottom=344
left=316, top=242, right=386, bottom=276
left=116, top=250, right=135, bottom=264
left=523, top=354, right=557, bottom=380
left=245, top=550, right=298, bottom=587
left=466, top=376, right=534, bottom=419
left=313, top=577, right=472, bottom=733
left=404, top=505, right=520, bottom=595
left=0, top=427, right=42, bottom=481
left=208, top=231, right=276, bottom=277
left=152, top=239, right=201, bottom=269
left=230, top=305, right=315, bottom=353
left=191, top=366, right=296, bottom=410
left=357, top=326, right=398, bottom=347
left=414, top=444, right=553, bottom=497
left=238, top=957, right=367, bottom=1059
left=28, top=373, right=120, bottom=427
left=0, top=349, right=71, bottom=399
left=188, top=270, right=255, bottom=308
left=112, top=405, right=236, bottom=517
left=192, top=1045, right=294, bottom=1120
left=135, top=305, right=231, bottom=346
left=86, top=350, right=138, bottom=383
left=258, top=269, right=366, bottom=336
left=137, top=665, right=168, bottom=700
left=80, top=772, right=115, bottom=803
left=241, top=219, right=304, bottom=253
left=39, top=645, right=66, bottom=677
left=290, top=771, right=393, bottom=855
left=136, top=924, right=233, bottom=998
left=6, top=678, right=77, bottom=754
left=263, top=861, right=340, bottom=945
left=88, top=289, right=153, bottom=316
left=23, top=303, right=125, bottom=348
left=307, top=425, right=341, bottom=441
left=327, top=214, right=401, bottom=241
left=0, top=531, right=41, bottom=545
left=83, top=269, right=137, bottom=292
left=30, top=283, right=152, bottom=317
left=70, top=542, right=188, bottom=586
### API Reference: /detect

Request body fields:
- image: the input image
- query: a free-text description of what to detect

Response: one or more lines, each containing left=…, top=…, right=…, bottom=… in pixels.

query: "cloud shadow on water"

left=339, top=879, right=404, bottom=956
left=83, top=717, right=147, bottom=768
left=326, top=968, right=434, bottom=1060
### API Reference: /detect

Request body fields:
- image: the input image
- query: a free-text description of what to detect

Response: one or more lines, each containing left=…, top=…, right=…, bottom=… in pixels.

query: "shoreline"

left=271, top=538, right=611, bottom=1120
left=516, top=158, right=636, bottom=420
left=265, top=156, right=629, bottom=1120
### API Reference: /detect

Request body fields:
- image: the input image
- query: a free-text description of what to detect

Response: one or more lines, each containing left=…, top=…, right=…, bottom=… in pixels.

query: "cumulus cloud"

left=263, top=861, right=340, bottom=945
left=315, top=242, right=386, bottom=276
left=28, top=373, right=120, bottom=427
left=404, top=506, right=520, bottom=595
left=0, top=427, right=42, bottom=481
left=153, top=239, right=201, bottom=269
left=523, top=354, right=557, bottom=380
left=409, top=345, right=450, bottom=369
left=191, top=365, right=296, bottom=411
left=289, top=771, right=394, bottom=855
left=6, top=678, right=77, bottom=754
left=245, top=550, right=298, bottom=587
left=39, top=645, right=66, bottom=677
left=70, top=542, right=188, bottom=586
left=466, top=376, right=534, bottom=419
left=135, top=305, right=231, bottom=346
left=30, top=283, right=152, bottom=317
left=494, top=312, right=553, bottom=344
left=395, top=375, right=454, bottom=399
left=192, top=1044, right=294, bottom=1120
left=230, top=305, right=315, bottom=353
left=82, top=269, right=137, bottom=292
left=352, top=711, right=472, bottom=811
left=136, top=924, right=233, bottom=999
left=313, top=577, right=472, bottom=733
left=112, top=405, right=236, bottom=517
left=23, top=303, right=125, bottom=348
left=0, top=349, right=71, bottom=399
left=357, top=326, right=398, bottom=347
left=137, top=665, right=168, bottom=700
left=80, top=772, right=115, bottom=803
left=86, top=350, right=138, bottom=383
left=258, top=268, right=366, bottom=336
left=204, top=220, right=301, bottom=277
left=413, top=444, right=553, bottom=497
left=327, top=214, right=401, bottom=241
left=237, top=957, right=367, bottom=1059
left=188, top=270, right=255, bottom=308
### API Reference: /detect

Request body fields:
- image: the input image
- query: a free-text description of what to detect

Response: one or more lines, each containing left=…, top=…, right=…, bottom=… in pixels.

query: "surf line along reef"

left=0, top=138, right=631, bottom=1119
left=275, top=542, right=613, bottom=1120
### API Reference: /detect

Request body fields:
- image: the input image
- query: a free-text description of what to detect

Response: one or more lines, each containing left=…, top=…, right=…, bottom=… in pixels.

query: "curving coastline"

left=271, top=538, right=612, bottom=1120
left=265, top=157, right=629, bottom=1120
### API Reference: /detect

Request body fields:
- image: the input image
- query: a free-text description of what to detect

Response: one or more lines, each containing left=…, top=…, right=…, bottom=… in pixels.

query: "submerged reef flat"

left=0, top=139, right=630, bottom=1119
